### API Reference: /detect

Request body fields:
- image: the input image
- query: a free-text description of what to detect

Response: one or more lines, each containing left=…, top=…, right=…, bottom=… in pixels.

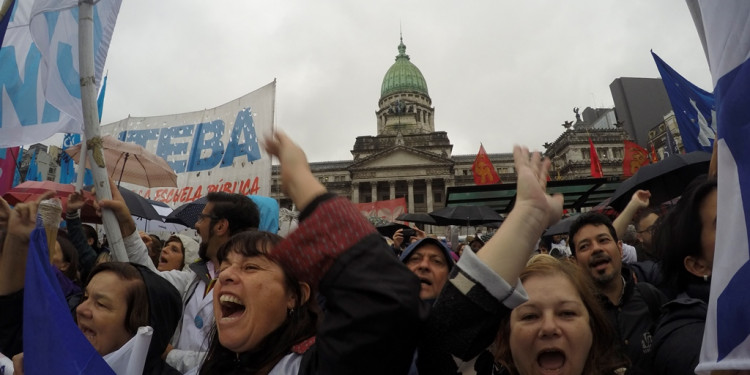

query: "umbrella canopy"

left=65, top=135, right=177, bottom=188
left=84, top=185, right=162, bottom=221
left=609, top=151, right=711, bottom=211
left=133, top=199, right=187, bottom=233
left=395, top=212, right=437, bottom=225
left=373, top=221, right=410, bottom=239
left=543, top=215, right=580, bottom=237
left=429, top=205, right=503, bottom=226
left=3, top=181, right=97, bottom=219
left=166, top=197, right=208, bottom=228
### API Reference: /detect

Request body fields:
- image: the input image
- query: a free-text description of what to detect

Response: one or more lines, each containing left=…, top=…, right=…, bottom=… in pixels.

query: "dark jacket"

left=651, top=282, right=709, bottom=375
left=206, top=194, right=426, bottom=374
left=599, top=266, right=667, bottom=375
left=65, top=214, right=98, bottom=282
left=131, top=264, right=183, bottom=375
left=416, top=248, right=519, bottom=375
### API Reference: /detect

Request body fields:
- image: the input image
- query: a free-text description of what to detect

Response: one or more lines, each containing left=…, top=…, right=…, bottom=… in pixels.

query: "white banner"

left=100, top=81, right=275, bottom=207
left=0, top=0, right=121, bottom=147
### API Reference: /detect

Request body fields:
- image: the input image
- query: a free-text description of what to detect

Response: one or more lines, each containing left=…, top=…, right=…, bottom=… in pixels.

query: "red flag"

left=471, top=144, right=501, bottom=185
left=650, top=142, right=659, bottom=163
left=0, top=146, right=19, bottom=194
left=588, top=138, right=603, bottom=178
left=622, top=140, right=650, bottom=177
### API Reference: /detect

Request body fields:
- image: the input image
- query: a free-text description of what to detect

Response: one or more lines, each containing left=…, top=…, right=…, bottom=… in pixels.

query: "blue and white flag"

left=690, top=1, right=750, bottom=373
left=652, top=51, right=716, bottom=153
left=663, top=126, right=680, bottom=158
left=0, top=0, right=121, bottom=148
left=24, top=223, right=116, bottom=374
left=25, top=148, right=40, bottom=181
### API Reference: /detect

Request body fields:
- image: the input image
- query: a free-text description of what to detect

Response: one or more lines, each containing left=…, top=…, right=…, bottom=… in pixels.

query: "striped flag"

left=690, top=1, right=750, bottom=372
left=0, top=0, right=121, bottom=148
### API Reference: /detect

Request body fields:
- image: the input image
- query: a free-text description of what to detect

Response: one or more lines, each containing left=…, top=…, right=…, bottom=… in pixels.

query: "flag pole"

left=78, top=0, right=127, bottom=261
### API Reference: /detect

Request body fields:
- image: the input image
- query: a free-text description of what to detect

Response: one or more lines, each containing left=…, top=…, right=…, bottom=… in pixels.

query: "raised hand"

left=6, top=191, right=56, bottom=244
left=512, top=146, right=564, bottom=229
left=66, top=191, right=89, bottom=213
left=629, top=190, right=651, bottom=209
left=263, top=131, right=326, bottom=211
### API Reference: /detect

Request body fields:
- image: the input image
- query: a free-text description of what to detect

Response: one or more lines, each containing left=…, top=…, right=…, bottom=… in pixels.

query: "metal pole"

left=78, top=0, right=127, bottom=261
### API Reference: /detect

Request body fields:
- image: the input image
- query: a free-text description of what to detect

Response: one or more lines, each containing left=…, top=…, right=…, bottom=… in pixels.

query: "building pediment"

left=348, top=145, right=453, bottom=171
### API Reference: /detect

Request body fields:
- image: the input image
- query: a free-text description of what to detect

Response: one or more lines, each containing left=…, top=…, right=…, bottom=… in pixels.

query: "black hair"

left=199, top=193, right=261, bottom=261
left=653, top=175, right=717, bottom=292
left=568, top=212, right=619, bottom=256
left=207, top=192, right=260, bottom=236
left=81, top=224, right=101, bottom=253
left=56, top=232, right=80, bottom=285
left=200, top=231, right=318, bottom=374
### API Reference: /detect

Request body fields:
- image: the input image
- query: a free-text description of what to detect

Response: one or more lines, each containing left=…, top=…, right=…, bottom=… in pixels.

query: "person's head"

left=158, top=236, right=185, bottom=271
left=568, top=213, right=623, bottom=288
left=51, top=233, right=80, bottom=284
left=81, top=224, right=100, bottom=252
left=495, top=255, right=626, bottom=375
left=634, top=208, right=660, bottom=251
left=469, top=237, right=485, bottom=252
left=196, top=193, right=260, bottom=262
left=399, top=237, right=455, bottom=300
left=537, top=236, right=552, bottom=255
left=202, top=231, right=317, bottom=374
left=654, top=176, right=717, bottom=292
left=158, top=234, right=200, bottom=271
left=94, top=251, right=113, bottom=266
left=76, top=262, right=181, bottom=362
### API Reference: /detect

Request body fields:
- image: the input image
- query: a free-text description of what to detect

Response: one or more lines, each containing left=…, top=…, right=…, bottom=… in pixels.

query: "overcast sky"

left=91, top=0, right=711, bottom=162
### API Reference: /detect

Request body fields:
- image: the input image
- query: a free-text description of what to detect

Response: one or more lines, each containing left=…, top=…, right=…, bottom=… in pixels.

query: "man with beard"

left=112, top=191, right=259, bottom=373
left=568, top=212, right=666, bottom=375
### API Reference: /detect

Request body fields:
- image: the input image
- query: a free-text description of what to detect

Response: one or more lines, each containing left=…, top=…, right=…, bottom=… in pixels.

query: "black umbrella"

left=375, top=222, right=411, bottom=239
left=543, top=215, right=579, bottom=236
left=609, top=151, right=711, bottom=211
left=429, top=205, right=503, bottom=226
left=396, top=212, right=437, bottom=225
left=165, top=196, right=207, bottom=228
left=84, top=185, right=162, bottom=221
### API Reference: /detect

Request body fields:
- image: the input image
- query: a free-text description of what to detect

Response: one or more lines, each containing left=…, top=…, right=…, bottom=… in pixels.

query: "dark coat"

left=651, top=282, right=709, bottom=375
left=599, top=266, right=667, bottom=375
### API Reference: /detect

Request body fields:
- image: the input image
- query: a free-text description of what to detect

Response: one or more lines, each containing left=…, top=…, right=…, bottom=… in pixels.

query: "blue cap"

left=399, top=237, right=455, bottom=270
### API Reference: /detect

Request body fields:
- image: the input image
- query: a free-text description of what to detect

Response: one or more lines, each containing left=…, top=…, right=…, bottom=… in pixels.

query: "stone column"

left=351, top=182, right=359, bottom=204
left=407, top=179, right=415, bottom=213
left=389, top=180, right=396, bottom=200
left=425, top=178, right=434, bottom=213
left=371, top=182, right=378, bottom=202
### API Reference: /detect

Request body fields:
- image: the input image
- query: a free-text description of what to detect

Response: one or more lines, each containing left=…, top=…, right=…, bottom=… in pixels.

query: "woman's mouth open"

left=219, top=294, right=246, bottom=321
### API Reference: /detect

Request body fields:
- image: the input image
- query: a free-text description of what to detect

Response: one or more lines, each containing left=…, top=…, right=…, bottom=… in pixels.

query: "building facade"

left=271, top=37, right=516, bottom=212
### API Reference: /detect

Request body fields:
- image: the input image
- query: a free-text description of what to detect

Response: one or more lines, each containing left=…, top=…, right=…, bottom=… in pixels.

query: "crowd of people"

left=0, top=130, right=728, bottom=374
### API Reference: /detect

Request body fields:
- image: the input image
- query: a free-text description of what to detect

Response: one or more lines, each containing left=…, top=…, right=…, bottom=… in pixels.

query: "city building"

left=271, top=37, right=515, bottom=213
left=610, top=77, right=673, bottom=147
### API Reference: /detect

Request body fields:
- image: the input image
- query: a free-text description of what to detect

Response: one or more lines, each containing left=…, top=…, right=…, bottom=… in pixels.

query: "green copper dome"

left=380, top=37, right=429, bottom=98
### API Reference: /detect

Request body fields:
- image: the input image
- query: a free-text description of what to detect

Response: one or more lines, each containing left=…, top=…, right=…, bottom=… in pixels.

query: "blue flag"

left=25, top=150, right=41, bottom=182
left=692, top=1, right=750, bottom=372
left=12, top=146, right=23, bottom=187
left=59, top=133, right=79, bottom=184
left=652, top=51, right=716, bottom=153
left=24, top=223, right=116, bottom=374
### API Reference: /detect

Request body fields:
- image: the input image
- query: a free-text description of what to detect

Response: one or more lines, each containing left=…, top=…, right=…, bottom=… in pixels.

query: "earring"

left=288, top=308, right=295, bottom=317
left=704, top=274, right=710, bottom=282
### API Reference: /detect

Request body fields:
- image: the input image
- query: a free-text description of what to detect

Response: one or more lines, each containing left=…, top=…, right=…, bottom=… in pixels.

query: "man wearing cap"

left=400, top=237, right=455, bottom=301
